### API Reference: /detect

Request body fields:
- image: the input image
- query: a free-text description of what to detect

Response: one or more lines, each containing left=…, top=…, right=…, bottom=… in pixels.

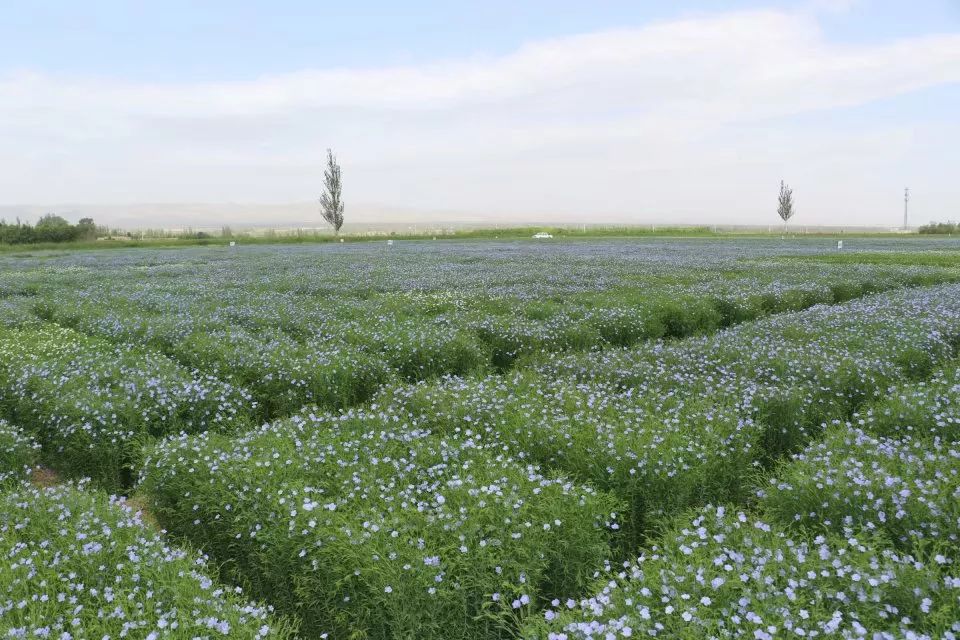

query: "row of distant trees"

left=918, top=221, right=959, bottom=235
left=0, top=214, right=100, bottom=244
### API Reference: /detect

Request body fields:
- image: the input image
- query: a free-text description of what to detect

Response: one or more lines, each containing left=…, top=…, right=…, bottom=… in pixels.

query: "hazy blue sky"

left=1, top=0, right=958, bottom=227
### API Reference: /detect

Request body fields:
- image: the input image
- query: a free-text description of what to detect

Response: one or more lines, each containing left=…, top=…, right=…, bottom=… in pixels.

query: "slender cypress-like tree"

left=320, top=149, right=345, bottom=234
left=777, top=180, right=795, bottom=232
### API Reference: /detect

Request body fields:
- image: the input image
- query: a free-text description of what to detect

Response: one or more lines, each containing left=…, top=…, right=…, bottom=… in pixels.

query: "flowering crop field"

left=2, top=237, right=960, bottom=638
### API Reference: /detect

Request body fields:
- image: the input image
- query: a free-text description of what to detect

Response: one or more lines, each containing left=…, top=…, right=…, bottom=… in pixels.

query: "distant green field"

left=788, top=250, right=960, bottom=267
left=1, top=224, right=954, bottom=254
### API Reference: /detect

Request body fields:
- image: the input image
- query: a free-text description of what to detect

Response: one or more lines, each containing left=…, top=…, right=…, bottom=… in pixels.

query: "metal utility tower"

left=904, top=187, right=910, bottom=230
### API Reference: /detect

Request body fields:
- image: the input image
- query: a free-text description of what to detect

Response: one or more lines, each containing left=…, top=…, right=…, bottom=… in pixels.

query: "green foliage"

left=0, top=215, right=101, bottom=245
left=0, top=420, right=39, bottom=486
left=3, top=240, right=960, bottom=637
left=789, top=250, right=960, bottom=268
left=528, top=505, right=959, bottom=639
left=140, top=417, right=622, bottom=640
left=0, top=324, right=253, bottom=489
left=919, top=221, right=959, bottom=234
left=0, top=482, right=295, bottom=638
left=853, top=360, right=960, bottom=441
left=762, top=426, right=960, bottom=555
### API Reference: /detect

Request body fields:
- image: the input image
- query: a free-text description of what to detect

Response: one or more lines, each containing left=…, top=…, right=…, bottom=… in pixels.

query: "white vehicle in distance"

left=532, top=232, right=553, bottom=239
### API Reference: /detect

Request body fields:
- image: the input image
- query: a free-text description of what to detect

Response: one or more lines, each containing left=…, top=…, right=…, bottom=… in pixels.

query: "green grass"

left=1, top=225, right=955, bottom=254
left=786, top=250, right=960, bottom=267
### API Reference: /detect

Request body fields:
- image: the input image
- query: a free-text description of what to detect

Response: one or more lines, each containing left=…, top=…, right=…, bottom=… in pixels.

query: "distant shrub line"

left=918, top=220, right=960, bottom=234
left=0, top=215, right=100, bottom=244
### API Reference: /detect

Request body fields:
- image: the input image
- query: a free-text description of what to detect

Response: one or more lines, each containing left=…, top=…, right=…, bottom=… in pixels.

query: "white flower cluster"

left=140, top=409, right=621, bottom=640
left=2, top=240, right=960, bottom=640
left=531, top=505, right=960, bottom=639
left=0, top=420, right=38, bottom=486
left=0, top=324, right=253, bottom=488
left=9, top=240, right=952, bottom=425
left=0, top=482, right=293, bottom=639
left=763, top=426, right=960, bottom=548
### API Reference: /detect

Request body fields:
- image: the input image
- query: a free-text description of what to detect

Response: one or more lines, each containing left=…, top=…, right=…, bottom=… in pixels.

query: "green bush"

left=527, top=505, right=960, bottom=639
left=855, top=362, right=960, bottom=440
left=139, top=415, right=622, bottom=640
left=761, top=426, right=960, bottom=554
left=0, top=420, right=39, bottom=486
left=0, top=324, right=253, bottom=489
left=0, top=482, right=294, bottom=638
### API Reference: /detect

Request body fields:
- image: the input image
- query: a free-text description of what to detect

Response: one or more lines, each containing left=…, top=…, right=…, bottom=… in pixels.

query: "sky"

left=1, top=0, right=959, bottom=228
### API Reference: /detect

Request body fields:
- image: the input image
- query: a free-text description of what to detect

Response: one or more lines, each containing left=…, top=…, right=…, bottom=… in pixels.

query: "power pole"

left=904, top=187, right=910, bottom=230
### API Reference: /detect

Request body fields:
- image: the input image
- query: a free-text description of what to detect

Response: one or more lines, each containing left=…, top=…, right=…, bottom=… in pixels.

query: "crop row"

left=0, top=324, right=253, bottom=489
left=761, top=359, right=960, bottom=554
left=532, top=356, right=960, bottom=639
left=528, top=504, right=960, bottom=639
left=0, top=420, right=293, bottom=638
left=15, top=255, right=957, bottom=422
left=0, top=479, right=294, bottom=639
left=141, top=420, right=620, bottom=639
left=380, top=284, right=960, bottom=533
left=5, top=248, right=952, bottom=490
left=136, top=283, right=960, bottom=639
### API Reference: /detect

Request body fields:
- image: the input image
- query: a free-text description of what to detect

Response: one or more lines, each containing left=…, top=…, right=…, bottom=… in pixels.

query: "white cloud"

left=1, top=9, right=958, bottom=226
